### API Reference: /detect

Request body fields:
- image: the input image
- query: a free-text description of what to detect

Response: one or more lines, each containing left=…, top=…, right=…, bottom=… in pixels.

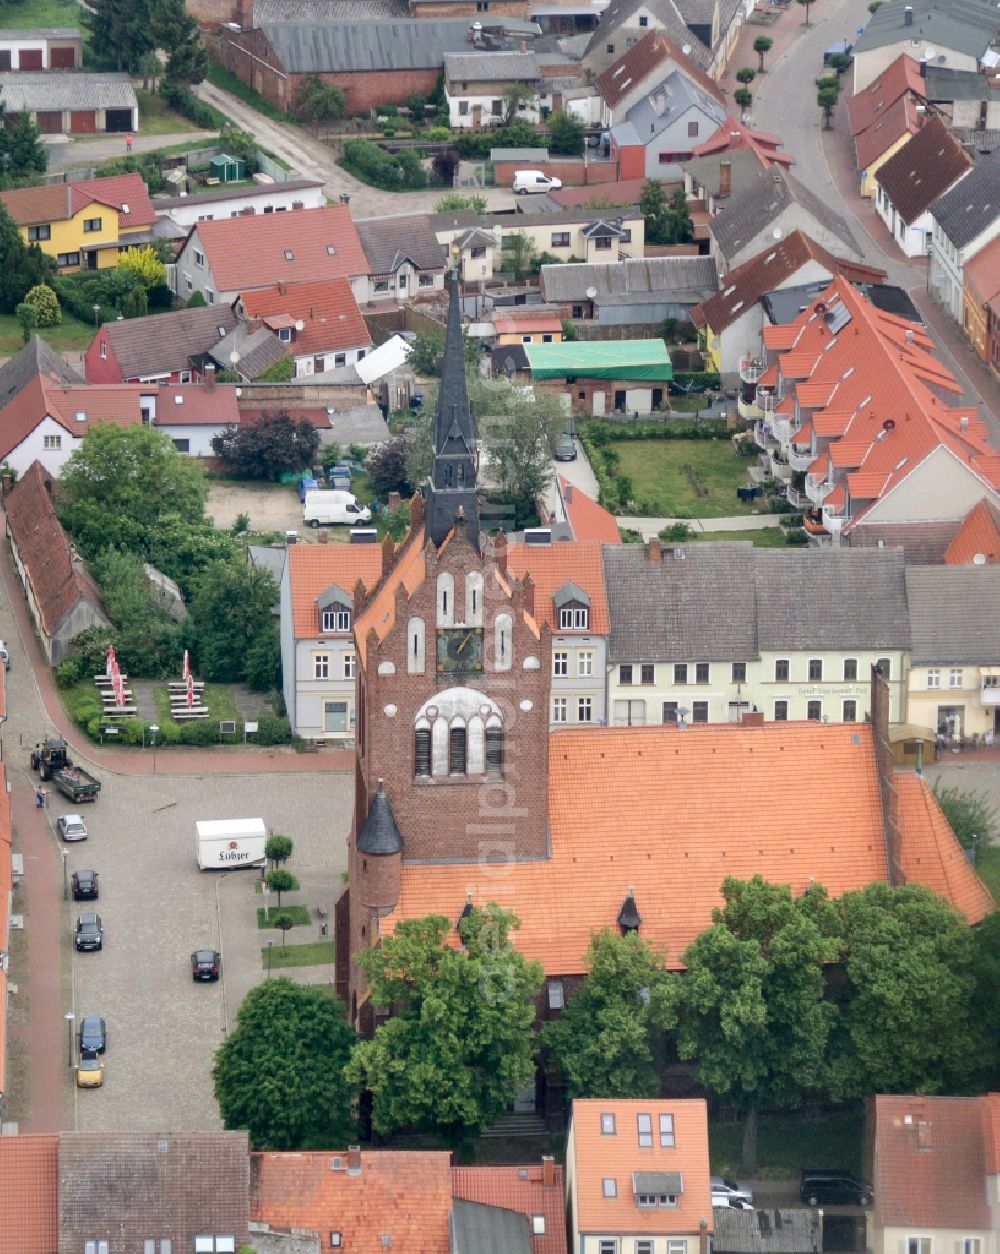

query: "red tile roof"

left=494, top=316, right=564, bottom=335
left=556, top=476, right=621, bottom=544
left=691, top=116, right=794, bottom=168
left=0, top=173, right=155, bottom=230
left=984, top=1093, right=1000, bottom=1175
left=964, top=233, right=1000, bottom=309
left=241, top=278, right=372, bottom=357
left=873, top=1095, right=993, bottom=1231
left=548, top=179, right=650, bottom=209
left=192, top=205, right=369, bottom=293
left=596, top=31, right=724, bottom=110
left=383, top=721, right=990, bottom=973
left=354, top=525, right=428, bottom=668
left=288, top=542, right=384, bottom=639
left=875, top=115, right=971, bottom=225
left=452, top=1164, right=567, bottom=1254
left=0, top=369, right=146, bottom=461
left=506, top=539, right=609, bottom=633
left=154, top=383, right=240, bottom=426
left=944, top=497, right=1000, bottom=564
left=569, top=1099, right=711, bottom=1235
left=238, top=404, right=336, bottom=430
left=251, top=1150, right=454, bottom=1253
left=692, top=230, right=885, bottom=333
left=854, top=96, right=922, bottom=172
left=847, top=53, right=925, bottom=137
left=0, top=1135, right=58, bottom=1254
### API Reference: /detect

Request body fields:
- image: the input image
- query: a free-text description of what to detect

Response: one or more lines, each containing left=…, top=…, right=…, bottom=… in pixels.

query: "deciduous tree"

left=187, top=560, right=280, bottom=686
left=931, top=781, right=997, bottom=850
left=476, top=379, right=565, bottom=524
left=797, top=0, right=815, bottom=24
left=348, top=907, right=543, bottom=1137
left=266, top=835, right=294, bottom=867
left=211, top=411, right=320, bottom=481
left=547, top=109, right=585, bottom=156
left=266, top=868, right=300, bottom=907
left=116, top=245, right=167, bottom=290
left=213, top=979, right=358, bottom=1149
left=366, top=437, right=412, bottom=498
left=85, top=0, right=154, bottom=71
left=22, top=283, right=60, bottom=327
left=502, top=83, right=532, bottom=124
left=817, top=84, right=839, bottom=129
left=294, top=75, right=346, bottom=135
left=753, top=36, right=773, bottom=71
left=0, top=203, right=54, bottom=314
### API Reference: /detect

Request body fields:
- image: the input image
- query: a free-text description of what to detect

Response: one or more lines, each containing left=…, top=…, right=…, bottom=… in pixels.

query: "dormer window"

left=322, top=607, right=351, bottom=633
left=554, top=581, right=591, bottom=630
left=318, top=584, right=352, bottom=633
left=284, top=250, right=294, bottom=261
left=632, top=1171, right=683, bottom=1208
left=279, top=327, right=292, bottom=343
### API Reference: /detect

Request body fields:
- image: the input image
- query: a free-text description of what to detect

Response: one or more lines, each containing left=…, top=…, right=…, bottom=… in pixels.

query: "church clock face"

left=437, top=628, right=484, bottom=673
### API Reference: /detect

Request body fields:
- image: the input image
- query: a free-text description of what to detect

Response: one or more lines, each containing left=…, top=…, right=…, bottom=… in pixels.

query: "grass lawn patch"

left=612, top=439, right=756, bottom=518
left=257, top=904, right=311, bottom=929
left=153, top=682, right=240, bottom=729
left=0, top=0, right=78, bottom=27
left=0, top=318, right=95, bottom=356
left=974, top=845, right=1000, bottom=903
left=136, top=89, right=204, bottom=136
left=697, top=527, right=789, bottom=547
left=710, top=1108, right=863, bottom=1179
left=262, top=940, right=335, bottom=968
left=206, top=61, right=289, bottom=123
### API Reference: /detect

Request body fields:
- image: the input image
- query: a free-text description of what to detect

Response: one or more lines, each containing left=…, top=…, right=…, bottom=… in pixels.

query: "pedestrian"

left=125, top=133, right=133, bottom=153
left=35, top=786, right=46, bottom=809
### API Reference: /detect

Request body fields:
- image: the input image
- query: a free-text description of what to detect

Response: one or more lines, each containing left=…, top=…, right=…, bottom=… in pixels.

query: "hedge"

left=671, top=370, right=722, bottom=390
left=341, top=140, right=428, bottom=189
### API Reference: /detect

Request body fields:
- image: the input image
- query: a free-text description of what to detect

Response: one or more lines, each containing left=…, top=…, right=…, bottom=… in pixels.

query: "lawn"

left=153, top=682, right=239, bottom=730
left=136, top=89, right=205, bottom=136
left=0, top=317, right=95, bottom=356
left=262, top=940, right=335, bottom=968
left=206, top=61, right=289, bottom=123
left=612, top=438, right=756, bottom=518
left=257, top=904, right=311, bottom=929
left=0, top=0, right=78, bottom=27
left=697, top=527, right=789, bottom=547
left=709, top=1108, right=863, bottom=1179
left=974, top=845, right=1000, bottom=903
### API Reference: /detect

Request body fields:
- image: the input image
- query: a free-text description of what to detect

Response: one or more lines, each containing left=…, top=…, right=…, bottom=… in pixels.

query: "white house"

left=443, top=51, right=542, bottom=129
left=149, top=382, right=241, bottom=457
left=154, top=179, right=326, bottom=230
left=928, top=153, right=1000, bottom=324
left=874, top=115, right=971, bottom=258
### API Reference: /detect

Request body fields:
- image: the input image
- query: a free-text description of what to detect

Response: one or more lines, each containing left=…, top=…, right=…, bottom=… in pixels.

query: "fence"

left=255, top=149, right=293, bottom=182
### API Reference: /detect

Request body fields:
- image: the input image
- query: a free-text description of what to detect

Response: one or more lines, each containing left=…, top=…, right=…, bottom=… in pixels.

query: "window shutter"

left=414, top=728, right=431, bottom=776
left=485, top=727, right=503, bottom=775
left=449, top=726, right=467, bottom=774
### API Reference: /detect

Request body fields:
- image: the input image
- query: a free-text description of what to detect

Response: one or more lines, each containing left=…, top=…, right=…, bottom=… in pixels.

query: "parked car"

left=713, top=1195, right=754, bottom=1210
left=76, top=1057, right=104, bottom=1088
left=57, top=813, right=88, bottom=842
left=71, top=869, right=99, bottom=901
left=711, top=1176, right=754, bottom=1205
left=513, top=170, right=562, bottom=194
left=0, top=640, right=9, bottom=670
left=75, top=912, right=103, bottom=952
left=191, top=949, right=221, bottom=981
left=78, top=1015, right=107, bottom=1056
left=554, top=433, right=578, bottom=461
left=800, top=1169, right=871, bottom=1207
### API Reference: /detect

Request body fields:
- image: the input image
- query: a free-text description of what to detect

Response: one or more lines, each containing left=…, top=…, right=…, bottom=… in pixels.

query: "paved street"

left=46, top=130, right=217, bottom=174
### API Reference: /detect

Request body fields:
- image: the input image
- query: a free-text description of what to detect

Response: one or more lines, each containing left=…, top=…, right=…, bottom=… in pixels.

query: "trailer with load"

left=196, top=818, right=267, bottom=870
left=30, top=735, right=101, bottom=801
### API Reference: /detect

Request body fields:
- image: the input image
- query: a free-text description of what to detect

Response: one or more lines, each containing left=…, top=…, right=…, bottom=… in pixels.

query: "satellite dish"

left=772, top=227, right=782, bottom=239
left=682, top=42, right=692, bottom=55
left=923, top=46, right=936, bottom=60
left=586, top=285, right=598, bottom=299
left=973, top=552, right=987, bottom=565
left=294, top=319, right=305, bottom=331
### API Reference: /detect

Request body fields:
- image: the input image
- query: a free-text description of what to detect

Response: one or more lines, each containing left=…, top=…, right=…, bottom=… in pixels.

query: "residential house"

left=846, top=54, right=926, bottom=197
left=852, top=0, right=1000, bottom=93
left=709, top=166, right=863, bottom=273
left=566, top=1099, right=712, bottom=1254
left=151, top=382, right=241, bottom=456
left=875, top=117, right=973, bottom=258
left=604, top=541, right=910, bottom=726
left=944, top=497, right=1000, bottom=563
left=551, top=474, right=623, bottom=545
left=683, top=148, right=771, bottom=220
left=923, top=64, right=1000, bottom=131
left=746, top=278, right=1000, bottom=555
left=173, top=204, right=370, bottom=306
left=583, top=0, right=716, bottom=78
left=250, top=1149, right=454, bottom=1251
left=58, top=1131, right=250, bottom=1254
left=154, top=179, right=326, bottom=230
left=868, top=1094, right=1000, bottom=1254
left=963, top=233, right=1000, bottom=367
left=519, top=338, right=673, bottom=414
left=0, top=69, right=136, bottom=134
left=0, top=338, right=144, bottom=476
left=506, top=537, right=611, bottom=727
left=595, top=30, right=724, bottom=127
left=5, top=460, right=111, bottom=664
left=452, top=1160, right=568, bottom=1254
left=0, top=27, right=81, bottom=69
left=279, top=542, right=385, bottom=741
left=0, top=1135, right=58, bottom=1254
left=208, top=321, right=290, bottom=382
left=239, top=278, right=373, bottom=378
left=904, top=565, right=1000, bottom=742
left=928, top=151, right=1000, bottom=322
left=540, top=255, right=717, bottom=324
left=495, top=313, right=564, bottom=343
left=356, top=214, right=446, bottom=301
left=85, top=304, right=239, bottom=384
left=444, top=51, right=542, bottom=128
left=215, top=18, right=494, bottom=113
left=610, top=69, right=726, bottom=180
left=692, top=229, right=886, bottom=381
left=690, top=115, right=793, bottom=169
left=0, top=173, right=156, bottom=272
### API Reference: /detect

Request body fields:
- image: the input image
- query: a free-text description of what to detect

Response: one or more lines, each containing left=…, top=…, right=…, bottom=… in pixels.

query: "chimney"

left=645, top=537, right=662, bottom=562
left=742, top=709, right=764, bottom=726
left=719, top=158, right=732, bottom=198
left=699, top=1216, right=709, bottom=1254
left=348, top=1145, right=362, bottom=1175
left=410, top=491, right=426, bottom=530
left=204, top=362, right=216, bottom=390
left=542, top=1156, right=556, bottom=1189
left=387, top=491, right=401, bottom=514
left=278, top=280, right=287, bottom=296
left=904, top=4, right=912, bottom=23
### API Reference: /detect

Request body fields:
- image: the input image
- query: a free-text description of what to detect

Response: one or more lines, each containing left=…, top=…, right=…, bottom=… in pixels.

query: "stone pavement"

left=45, top=130, right=217, bottom=174
left=616, top=513, right=785, bottom=539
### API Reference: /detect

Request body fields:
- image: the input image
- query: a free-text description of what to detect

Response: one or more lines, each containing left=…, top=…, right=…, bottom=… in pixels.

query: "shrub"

left=257, top=715, right=292, bottom=745
left=426, top=126, right=451, bottom=141
left=23, top=283, right=61, bottom=327
left=179, top=719, right=220, bottom=746
left=54, top=656, right=84, bottom=688
left=341, top=139, right=428, bottom=190
left=162, top=82, right=224, bottom=129
left=785, top=528, right=809, bottom=545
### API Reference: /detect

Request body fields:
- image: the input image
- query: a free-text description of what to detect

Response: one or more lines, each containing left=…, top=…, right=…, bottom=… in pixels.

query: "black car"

left=75, top=912, right=103, bottom=952
left=191, top=949, right=221, bottom=981
left=78, top=1015, right=107, bottom=1056
left=800, top=1169, right=872, bottom=1207
left=71, top=869, right=99, bottom=901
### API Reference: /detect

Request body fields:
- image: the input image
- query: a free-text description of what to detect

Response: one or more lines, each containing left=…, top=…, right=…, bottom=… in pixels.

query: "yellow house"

left=494, top=314, right=563, bottom=345
left=0, top=172, right=157, bottom=272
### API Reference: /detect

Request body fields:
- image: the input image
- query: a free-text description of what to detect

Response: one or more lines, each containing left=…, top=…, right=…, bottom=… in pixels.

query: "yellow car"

left=76, top=1058, right=104, bottom=1088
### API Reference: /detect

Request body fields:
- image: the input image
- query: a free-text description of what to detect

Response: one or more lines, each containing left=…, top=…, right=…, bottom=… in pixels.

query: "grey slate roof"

left=105, top=304, right=238, bottom=380
left=682, top=147, right=771, bottom=199
left=713, top=1209, right=822, bottom=1254
left=0, top=25, right=80, bottom=37
left=0, top=336, right=80, bottom=409
left=709, top=166, right=861, bottom=262
left=930, top=151, right=1000, bottom=249
left=603, top=545, right=910, bottom=662
left=585, top=0, right=712, bottom=67
left=923, top=65, right=1000, bottom=103
left=540, top=255, right=719, bottom=304
left=451, top=1200, right=533, bottom=1254
left=357, top=779, right=403, bottom=854
left=625, top=69, right=725, bottom=140
left=0, top=70, right=136, bottom=111
left=444, top=51, right=540, bottom=83
left=852, top=0, right=999, bottom=59
left=211, top=322, right=287, bottom=380
left=154, top=179, right=324, bottom=211
left=357, top=214, right=446, bottom=274
left=253, top=0, right=406, bottom=20
left=904, top=565, right=1000, bottom=663
left=260, top=19, right=486, bottom=72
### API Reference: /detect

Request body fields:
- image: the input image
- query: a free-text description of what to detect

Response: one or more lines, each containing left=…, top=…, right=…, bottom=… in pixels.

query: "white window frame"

left=949, top=667, right=964, bottom=688
left=578, top=650, right=593, bottom=677
left=322, top=607, right=351, bottom=633
left=552, top=697, right=567, bottom=723
left=43, top=434, right=62, bottom=450
left=578, top=696, right=593, bottom=723
left=313, top=654, right=330, bottom=680
left=547, top=979, right=564, bottom=1009
left=926, top=668, right=940, bottom=689
left=907, top=1239, right=931, bottom=1254
left=660, top=1112, right=675, bottom=1146
left=559, top=606, right=588, bottom=630
left=553, top=650, right=568, bottom=677
left=343, top=653, right=356, bottom=680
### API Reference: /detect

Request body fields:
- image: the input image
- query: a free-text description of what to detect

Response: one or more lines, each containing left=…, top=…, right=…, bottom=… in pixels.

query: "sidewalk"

left=617, top=514, right=786, bottom=539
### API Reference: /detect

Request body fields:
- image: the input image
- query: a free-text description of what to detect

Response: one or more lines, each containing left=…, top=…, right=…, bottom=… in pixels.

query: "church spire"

left=425, top=274, right=479, bottom=550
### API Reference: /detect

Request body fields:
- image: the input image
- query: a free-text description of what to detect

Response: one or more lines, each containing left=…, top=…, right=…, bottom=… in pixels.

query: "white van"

left=303, top=489, right=372, bottom=527
left=513, top=170, right=563, bottom=195
left=195, top=818, right=267, bottom=870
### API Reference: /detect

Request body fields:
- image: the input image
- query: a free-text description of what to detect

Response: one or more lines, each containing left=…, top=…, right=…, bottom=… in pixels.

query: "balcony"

left=756, top=386, right=775, bottom=415
left=822, top=500, right=846, bottom=532
left=769, top=450, right=793, bottom=481
left=772, top=415, right=793, bottom=445
left=754, top=420, right=778, bottom=451
left=805, top=476, right=833, bottom=507
left=788, top=444, right=814, bottom=472
left=982, top=681, right=1000, bottom=706
left=740, top=356, right=765, bottom=386
left=786, top=484, right=805, bottom=508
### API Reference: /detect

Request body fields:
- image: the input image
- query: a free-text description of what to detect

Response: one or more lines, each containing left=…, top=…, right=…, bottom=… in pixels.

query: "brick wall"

left=187, top=0, right=238, bottom=29
left=236, top=381, right=369, bottom=409
left=213, top=30, right=291, bottom=109
left=317, top=68, right=443, bottom=115
left=494, top=158, right=621, bottom=188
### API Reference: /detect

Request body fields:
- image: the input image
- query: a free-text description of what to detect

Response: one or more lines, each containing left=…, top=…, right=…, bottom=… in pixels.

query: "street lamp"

left=149, top=724, right=159, bottom=775
left=65, top=1012, right=75, bottom=1068
left=266, top=939, right=274, bottom=979
left=62, top=848, right=68, bottom=902
left=92, top=303, right=100, bottom=329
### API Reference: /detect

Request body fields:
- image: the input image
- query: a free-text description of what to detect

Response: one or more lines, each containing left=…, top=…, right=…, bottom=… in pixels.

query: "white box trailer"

left=196, top=818, right=267, bottom=870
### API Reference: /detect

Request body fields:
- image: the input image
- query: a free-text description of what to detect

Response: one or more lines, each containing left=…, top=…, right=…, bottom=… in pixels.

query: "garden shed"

left=209, top=153, right=245, bottom=183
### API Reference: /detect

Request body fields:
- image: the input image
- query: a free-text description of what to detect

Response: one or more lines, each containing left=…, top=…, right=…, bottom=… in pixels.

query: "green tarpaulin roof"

left=524, top=339, right=673, bottom=381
